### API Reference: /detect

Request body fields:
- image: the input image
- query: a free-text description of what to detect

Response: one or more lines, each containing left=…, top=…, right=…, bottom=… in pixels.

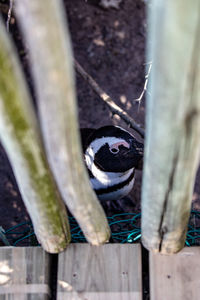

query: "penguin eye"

left=110, top=147, right=119, bottom=154
left=109, top=141, right=130, bottom=154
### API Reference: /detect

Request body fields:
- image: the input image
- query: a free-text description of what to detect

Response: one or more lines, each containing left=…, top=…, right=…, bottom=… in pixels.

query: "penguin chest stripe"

left=95, top=169, right=135, bottom=195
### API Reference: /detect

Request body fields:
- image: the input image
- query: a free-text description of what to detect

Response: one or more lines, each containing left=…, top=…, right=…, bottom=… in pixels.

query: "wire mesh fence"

left=1, top=210, right=200, bottom=247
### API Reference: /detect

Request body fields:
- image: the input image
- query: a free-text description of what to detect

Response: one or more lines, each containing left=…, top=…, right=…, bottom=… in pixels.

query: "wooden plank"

left=142, top=0, right=200, bottom=253
left=0, top=247, right=51, bottom=299
left=150, top=247, right=200, bottom=300
left=57, top=244, right=142, bottom=300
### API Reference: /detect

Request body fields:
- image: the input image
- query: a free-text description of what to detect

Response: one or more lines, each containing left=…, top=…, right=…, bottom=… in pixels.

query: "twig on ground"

left=6, top=0, right=14, bottom=32
left=74, top=59, right=145, bottom=138
left=134, top=61, right=152, bottom=111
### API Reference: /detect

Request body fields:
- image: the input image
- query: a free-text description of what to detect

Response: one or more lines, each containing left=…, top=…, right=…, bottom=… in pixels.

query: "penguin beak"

left=129, top=139, right=144, bottom=155
left=136, top=157, right=143, bottom=170
left=129, top=139, right=144, bottom=170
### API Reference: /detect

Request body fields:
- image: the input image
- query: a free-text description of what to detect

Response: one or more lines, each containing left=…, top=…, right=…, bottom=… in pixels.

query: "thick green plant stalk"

left=0, top=17, right=70, bottom=253
left=15, top=0, right=110, bottom=245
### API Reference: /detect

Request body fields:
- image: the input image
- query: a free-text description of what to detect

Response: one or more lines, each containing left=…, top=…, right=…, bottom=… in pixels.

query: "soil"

left=0, top=0, right=146, bottom=232
left=0, top=0, right=200, bottom=243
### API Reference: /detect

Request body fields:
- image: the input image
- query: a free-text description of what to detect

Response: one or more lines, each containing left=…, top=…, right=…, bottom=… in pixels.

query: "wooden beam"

left=15, top=0, right=110, bottom=246
left=57, top=244, right=142, bottom=300
left=142, top=0, right=200, bottom=253
left=150, top=247, right=200, bottom=300
left=0, top=17, right=70, bottom=253
left=0, top=247, right=51, bottom=299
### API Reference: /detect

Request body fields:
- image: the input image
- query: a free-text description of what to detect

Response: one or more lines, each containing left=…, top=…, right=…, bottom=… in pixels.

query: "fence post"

left=142, top=0, right=200, bottom=253
left=0, top=18, right=70, bottom=253
left=15, top=0, right=110, bottom=245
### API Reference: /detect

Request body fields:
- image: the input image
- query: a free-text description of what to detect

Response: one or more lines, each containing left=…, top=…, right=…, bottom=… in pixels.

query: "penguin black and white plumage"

left=81, top=125, right=144, bottom=201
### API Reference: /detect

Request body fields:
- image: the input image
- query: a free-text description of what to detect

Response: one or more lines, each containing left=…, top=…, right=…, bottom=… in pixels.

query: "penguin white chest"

left=90, top=166, right=135, bottom=201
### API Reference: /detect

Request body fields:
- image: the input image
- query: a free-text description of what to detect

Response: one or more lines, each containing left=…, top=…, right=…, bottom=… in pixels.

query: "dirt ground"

left=0, top=0, right=200, bottom=238
left=0, top=0, right=146, bottom=231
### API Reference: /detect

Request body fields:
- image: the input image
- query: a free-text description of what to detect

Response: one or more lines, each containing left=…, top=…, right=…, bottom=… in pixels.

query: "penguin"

left=81, top=125, right=144, bottom=201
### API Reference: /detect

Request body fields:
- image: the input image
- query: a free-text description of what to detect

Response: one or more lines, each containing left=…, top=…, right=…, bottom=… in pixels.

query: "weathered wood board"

left=150, top=247, right=200, bottom=300
left=57, top=243, right=142, bottom=300
left=142, top=0, right=200, bottom=253
left=15, top=0, right=110, bottom=247
left=0, top=247, right=51, bottom=299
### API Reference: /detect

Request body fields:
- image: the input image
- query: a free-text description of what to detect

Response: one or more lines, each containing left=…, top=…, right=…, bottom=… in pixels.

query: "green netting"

left=1, top=210, right=200, bottom=246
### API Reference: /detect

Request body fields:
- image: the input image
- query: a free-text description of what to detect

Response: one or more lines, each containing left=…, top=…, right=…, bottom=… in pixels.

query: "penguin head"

left=84, top=126, right=144, bottom=173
